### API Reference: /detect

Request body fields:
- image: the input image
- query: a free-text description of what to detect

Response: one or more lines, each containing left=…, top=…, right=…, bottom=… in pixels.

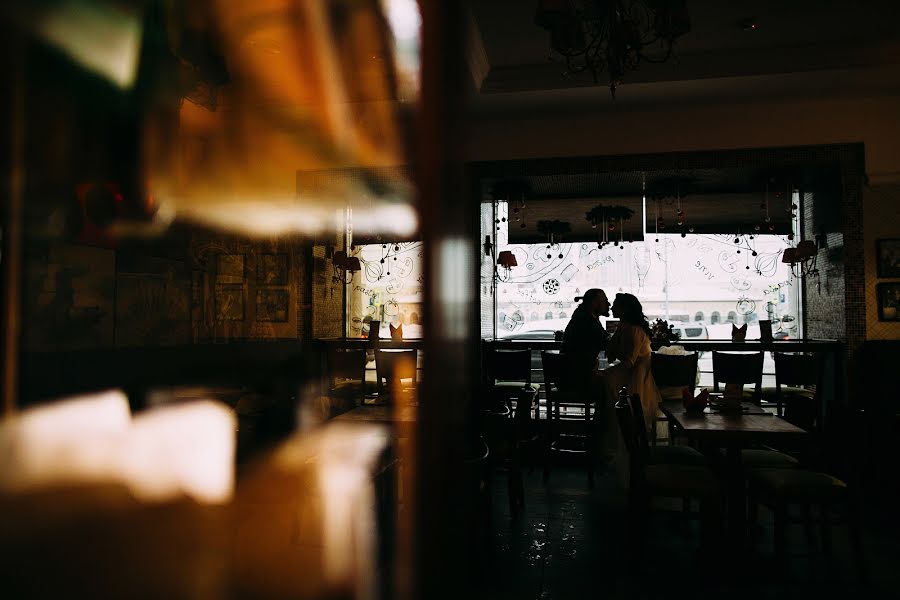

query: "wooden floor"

left=477, top=461, right=900, bottom=600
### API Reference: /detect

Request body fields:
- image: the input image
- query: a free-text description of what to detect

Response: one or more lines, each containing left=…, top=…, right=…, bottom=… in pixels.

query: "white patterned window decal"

left=346, top=242, right=423, bottom=338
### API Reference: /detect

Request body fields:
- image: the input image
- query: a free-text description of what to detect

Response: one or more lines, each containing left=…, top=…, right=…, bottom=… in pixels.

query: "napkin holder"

left=759, top=320, right=773, bottom=342
left=368, top=321, right=381, bottom=341
left=720, top=383, right=744, bottom=412
left=682, top=388, right=709, bottom=413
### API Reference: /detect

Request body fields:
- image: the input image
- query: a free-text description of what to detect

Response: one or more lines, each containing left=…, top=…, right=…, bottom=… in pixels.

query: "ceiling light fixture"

left=535, top=0, right=691, bottom=99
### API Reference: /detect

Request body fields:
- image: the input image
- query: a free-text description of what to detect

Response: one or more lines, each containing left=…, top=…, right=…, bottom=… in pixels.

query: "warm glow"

left=316, top=425, right=387, bottom=590
left=0, top=390, right=131, bottom=493
left=382, top=0, right=421, bottom=101
left=0, top=393, right=235, bottom=505
left=34, top=0, right=143, bottom=89
left=121, top=401, right=236, bottom=504
left=156, top=190, right=417, bottom=239
left=438, top=238, right=472, bottom=340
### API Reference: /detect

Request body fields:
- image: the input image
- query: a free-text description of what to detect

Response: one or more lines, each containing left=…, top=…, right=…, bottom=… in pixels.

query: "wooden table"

left=317, top=337, right=423, bottom=350
left=659, top=399, right=808, bottom=547
left=332, top=404, right=417, bottom=425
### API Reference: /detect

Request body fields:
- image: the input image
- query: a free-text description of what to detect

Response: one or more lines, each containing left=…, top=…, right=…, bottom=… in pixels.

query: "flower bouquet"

left=650, top=318, right=681, bottom=347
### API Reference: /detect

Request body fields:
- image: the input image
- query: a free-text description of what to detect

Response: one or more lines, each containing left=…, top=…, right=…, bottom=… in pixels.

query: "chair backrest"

left=375, top=349, right=417, bottom=392
left=774, top=352, right=821, bottom=388
left=712, top=351, right=764, bottom=399
left=487, top=349, right=532, bottom=385
left=540, top=350, right=564, bottom=387
left=651, top=352, right=699, bottom=392
left=541, top=350, right=592, bottom=423
left=627, top=392, right=651, bottom=459
left=326, top=348, right=366, bottom=388
left=615, top=394, right=645, bottom=483
left=774, top=352, right=823, bottom=431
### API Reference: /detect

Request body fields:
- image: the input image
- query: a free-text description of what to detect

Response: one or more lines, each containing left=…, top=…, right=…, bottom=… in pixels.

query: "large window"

left=489, top=198, right=802, bottom=341
left=347, top=242, right=424, bottom=338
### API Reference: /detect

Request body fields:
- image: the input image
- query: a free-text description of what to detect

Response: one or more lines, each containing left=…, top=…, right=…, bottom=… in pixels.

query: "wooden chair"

left=374, top=349, right=418, bottom=404
left=325, top=348, right=370, bottom=415
left=463, top=438, right=493, bottom=577
left=748, top=467, right=866, bottom=580
left=481, top=400, right=525, bottom=517
left=628, top=391, right=706, bottom=467
left=742, top=352, right=826, bottom=470
left=541, top=350, right=596, bottom=488
left=712, top=351, right=764, bottom=403
left=651, top=351, right=699, bottom=399
left=651, top=351, right=699, bottom=443
left=484, top=348, right=538, bottom=419
left=774, top=352, right=823, bottom=430
left=616, top=394, right=722, bottom=560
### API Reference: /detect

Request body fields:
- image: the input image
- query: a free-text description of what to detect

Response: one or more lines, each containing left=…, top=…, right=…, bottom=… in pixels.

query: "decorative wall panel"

left=864, top=184, right=900, bottom=340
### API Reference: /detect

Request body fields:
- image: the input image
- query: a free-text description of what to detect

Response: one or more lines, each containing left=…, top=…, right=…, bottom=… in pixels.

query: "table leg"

left=725, top=444, right=747, bottom=549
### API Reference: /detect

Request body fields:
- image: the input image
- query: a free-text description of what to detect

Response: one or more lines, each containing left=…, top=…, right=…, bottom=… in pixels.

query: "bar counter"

left=316, top=337, right=424, bottom=350
left=481, top=338, right=842, bottom=352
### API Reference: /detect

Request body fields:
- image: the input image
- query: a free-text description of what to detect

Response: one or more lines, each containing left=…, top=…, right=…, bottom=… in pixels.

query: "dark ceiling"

left=481, top=164, right=840, bottom=239
left=464, top=0, right=900, bottom=113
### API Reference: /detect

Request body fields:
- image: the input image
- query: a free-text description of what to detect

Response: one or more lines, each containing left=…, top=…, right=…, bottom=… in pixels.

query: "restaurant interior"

left=1, top=1, right=900, bottom=598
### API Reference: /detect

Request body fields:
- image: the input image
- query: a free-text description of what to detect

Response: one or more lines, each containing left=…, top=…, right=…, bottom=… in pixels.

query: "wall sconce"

left=782, top=239, right=818, bottom=278
left=332, top=250, right=362, bottom=284
left=496, top=250, right=518, bottom=282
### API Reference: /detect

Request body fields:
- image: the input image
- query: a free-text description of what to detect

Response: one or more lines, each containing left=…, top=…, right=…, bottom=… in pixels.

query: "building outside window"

left=488, top=199, right=801, bottom=341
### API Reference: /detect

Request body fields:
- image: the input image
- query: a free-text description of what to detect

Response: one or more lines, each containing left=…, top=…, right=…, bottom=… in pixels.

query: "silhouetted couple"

left=561, top=289, right=661, bottom=477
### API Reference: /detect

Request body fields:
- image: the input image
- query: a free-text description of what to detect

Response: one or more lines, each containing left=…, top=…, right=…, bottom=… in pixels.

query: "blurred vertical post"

left=416, top=2, right=475, bottom=600
left=1, top=28, right=24, bottom=416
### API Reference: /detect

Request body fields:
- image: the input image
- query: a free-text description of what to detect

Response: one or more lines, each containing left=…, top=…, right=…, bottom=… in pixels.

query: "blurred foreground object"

left=1, top=0, right=144, bottom=89
left=145, top=0, right=420, bottom=238
left=0, top=390, right=235, bottom=504
left=5, top=0, right=420, bottom=240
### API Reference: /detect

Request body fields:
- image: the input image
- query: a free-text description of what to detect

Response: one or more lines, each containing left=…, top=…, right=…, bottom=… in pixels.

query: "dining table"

left=658, top=398, right=809, bottom=548
left=331, top=403, right=417, bottom=425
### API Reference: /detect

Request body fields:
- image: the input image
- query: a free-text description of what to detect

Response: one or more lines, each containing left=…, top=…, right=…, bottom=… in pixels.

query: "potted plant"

left=650, top=318, right=681, bottom=350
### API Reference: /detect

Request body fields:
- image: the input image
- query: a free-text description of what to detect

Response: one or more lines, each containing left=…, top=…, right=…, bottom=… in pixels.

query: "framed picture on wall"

left=215, top=286, right=244, bottom=321
left=876, top=282, right=900, bottom=321
left=257, top=253, right=288, bottom=285
left=217, top=254, right=245, bottom=284
left=876, top=239, right=900, bottom=277
left=256, top=290, right=289, bottom=322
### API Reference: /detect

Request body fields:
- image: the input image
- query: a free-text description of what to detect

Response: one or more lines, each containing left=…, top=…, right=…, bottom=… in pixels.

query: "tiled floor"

left=478, top=459, right=900, bottom=600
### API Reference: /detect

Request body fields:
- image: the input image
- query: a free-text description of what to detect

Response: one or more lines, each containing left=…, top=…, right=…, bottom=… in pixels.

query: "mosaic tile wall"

left=864, top=184, right=900, bottom=340
left=311, top=235, right=345, bottom=339
left=800, top=151, right=867, bottom=356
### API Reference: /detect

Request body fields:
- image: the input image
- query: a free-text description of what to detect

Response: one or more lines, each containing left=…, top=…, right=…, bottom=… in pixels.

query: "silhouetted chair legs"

left=748, top=468, right=866, bottom=581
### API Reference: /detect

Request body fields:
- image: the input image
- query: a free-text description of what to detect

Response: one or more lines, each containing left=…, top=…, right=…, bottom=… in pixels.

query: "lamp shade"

left=781, top=247, right=797, bottom=264
left=344, top=256, right=361, bottom=272
left=795, top=240, right=817, bottom=260
left=497, top=250, right=518, bottom=268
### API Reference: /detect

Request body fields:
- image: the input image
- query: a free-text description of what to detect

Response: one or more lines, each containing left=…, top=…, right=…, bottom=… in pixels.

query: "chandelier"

left=535, top=0, right=691, bottom=98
